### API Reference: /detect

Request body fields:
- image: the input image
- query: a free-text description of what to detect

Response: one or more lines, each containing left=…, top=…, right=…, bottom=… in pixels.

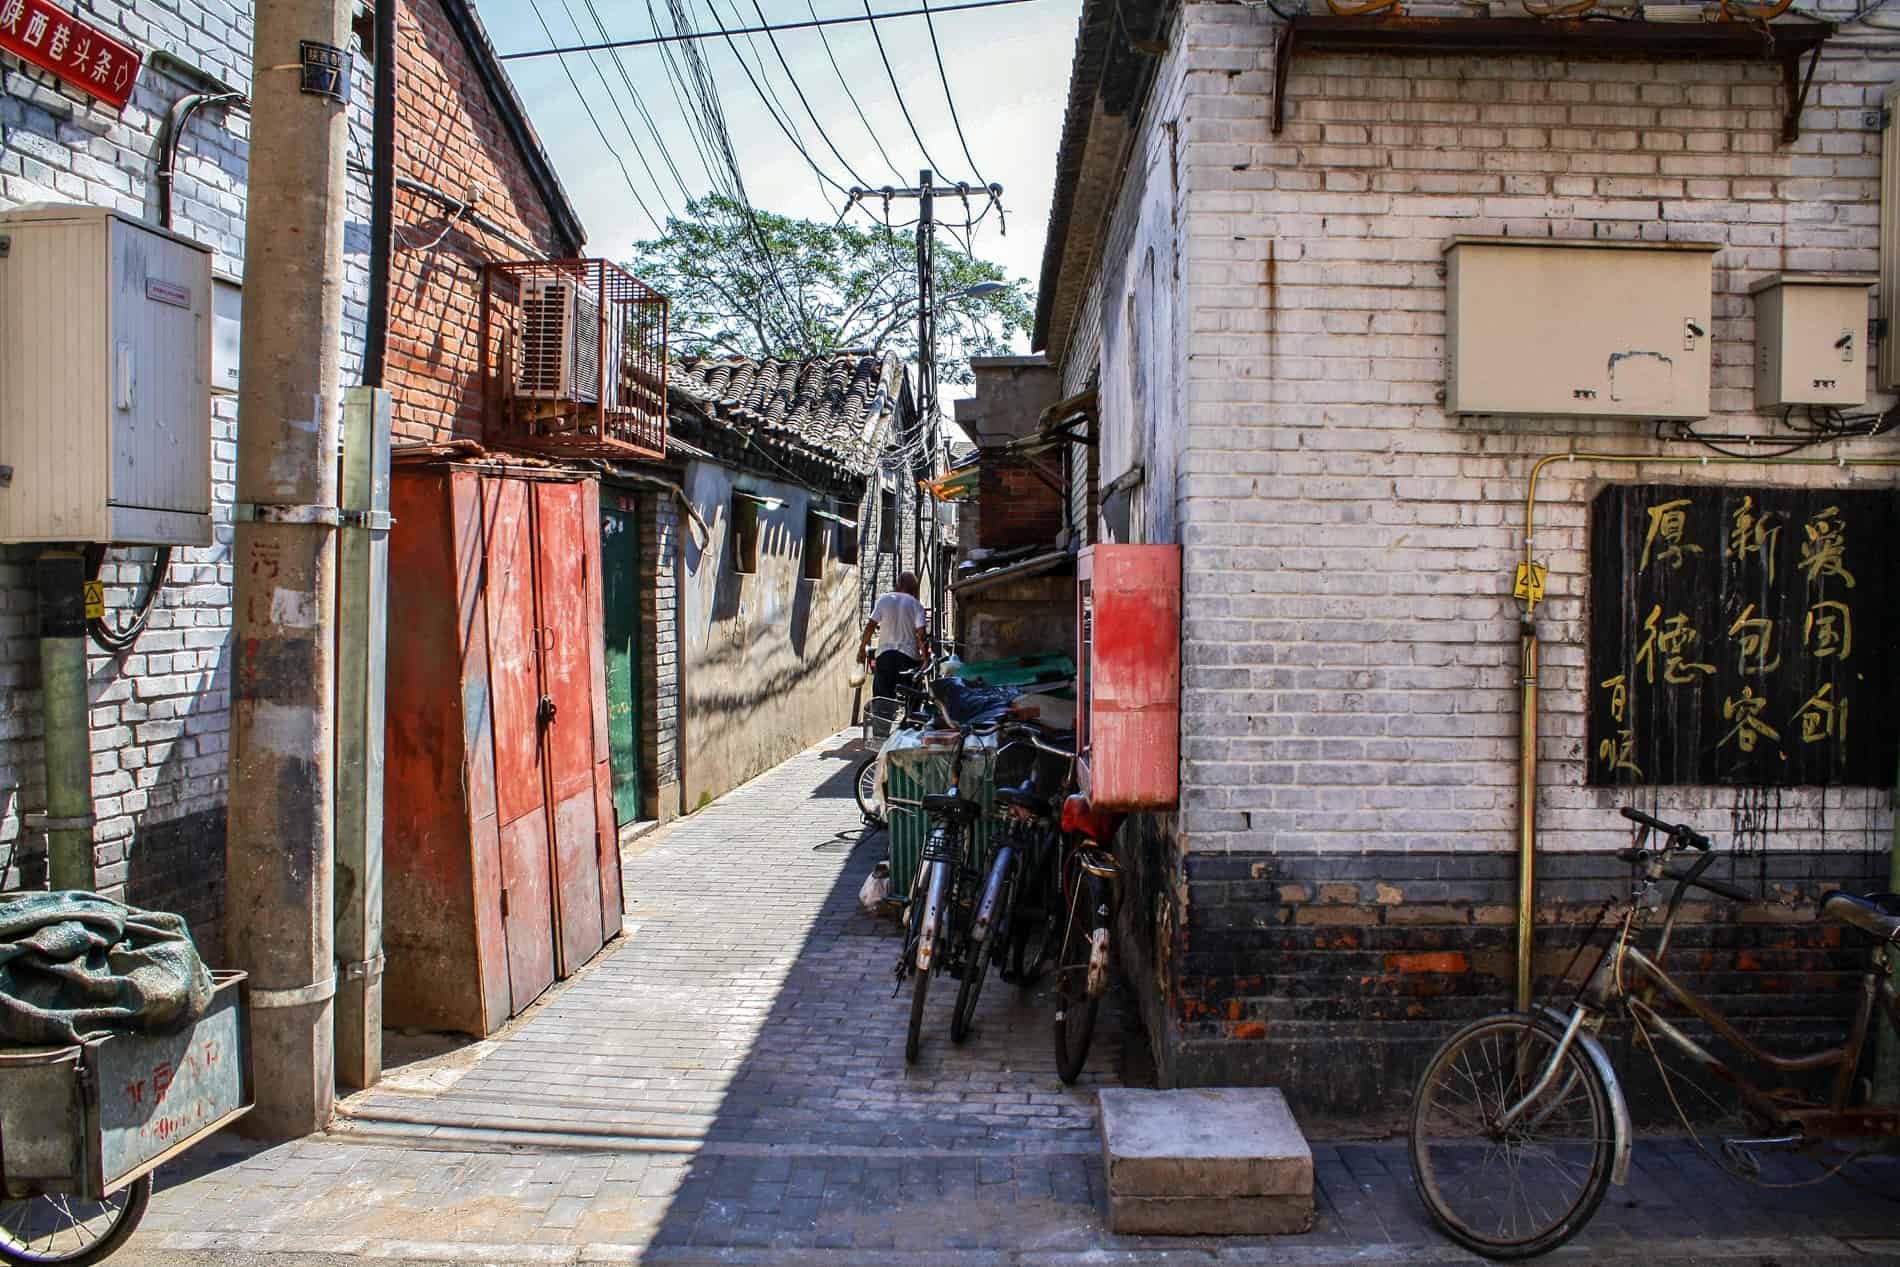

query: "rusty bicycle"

left=1408, top=806, right=1900, bottom=1260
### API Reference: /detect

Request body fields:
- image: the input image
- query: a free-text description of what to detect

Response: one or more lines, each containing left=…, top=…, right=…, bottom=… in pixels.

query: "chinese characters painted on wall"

left=1587, top=484, right=1897, bottom=787
left=0, top=0, right=141, bottom=111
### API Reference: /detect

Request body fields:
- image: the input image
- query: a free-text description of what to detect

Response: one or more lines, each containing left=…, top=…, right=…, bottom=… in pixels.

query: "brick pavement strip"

left=112, top=737, right=1900, bottom=1266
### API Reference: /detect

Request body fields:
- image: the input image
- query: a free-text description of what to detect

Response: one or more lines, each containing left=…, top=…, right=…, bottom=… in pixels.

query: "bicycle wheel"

left=904, top=882, right=931, bottom=1064
left=1053, top=873, right=1105, bottom=1085
left=1006, top=833, right=1057, bottom=986
left=1410, top=1013, right=1615, bottom=1260
left=854, top=755, right=882, bottom=823
left=952, top=857, right=1013, bottom=1043
left=0, top=1175, right=152, bottom=1267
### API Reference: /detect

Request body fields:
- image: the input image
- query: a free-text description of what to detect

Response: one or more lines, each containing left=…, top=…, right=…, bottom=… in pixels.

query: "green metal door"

left=600, top=496, right=642, bottom=826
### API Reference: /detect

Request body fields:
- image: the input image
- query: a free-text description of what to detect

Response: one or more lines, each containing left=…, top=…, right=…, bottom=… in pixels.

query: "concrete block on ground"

left=1099, top=1087, right=1314, bottom=1197
left=1108, top=1192, right=1316, bottom=1236
left=1099, top=1087, right=1314, bottom=1237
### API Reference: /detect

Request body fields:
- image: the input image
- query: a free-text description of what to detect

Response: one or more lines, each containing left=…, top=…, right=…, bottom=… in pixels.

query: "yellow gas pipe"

left=1512, top=449, right=1900, bottom=1013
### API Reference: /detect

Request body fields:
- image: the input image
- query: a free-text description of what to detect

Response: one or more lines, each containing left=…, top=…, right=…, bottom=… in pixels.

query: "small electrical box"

left=0, top=204, right=213, bottom=546
left=1077, top=544, right=1181, bottom=811
left=1748, top=274, right=1871, bottom=409
left=1444, top=237, right=1718, bottom=420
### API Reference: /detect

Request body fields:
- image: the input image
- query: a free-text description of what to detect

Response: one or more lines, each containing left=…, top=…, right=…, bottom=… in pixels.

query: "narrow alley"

left=109, top=739, right=1900, bottom=1267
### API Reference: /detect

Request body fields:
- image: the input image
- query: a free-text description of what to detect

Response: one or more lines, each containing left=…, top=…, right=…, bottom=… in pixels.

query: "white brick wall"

left=0, top=5, right=373, bottom=931
left=1062, top=0, right=1900, bottom=862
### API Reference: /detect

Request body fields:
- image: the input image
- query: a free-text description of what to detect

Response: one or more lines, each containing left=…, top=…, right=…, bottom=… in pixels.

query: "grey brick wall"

left=0, top=4, right=373, bottom=953
left=1168, top=0, right=1899, bottom=858
left=1051, top=0, right=1900, bottom=1097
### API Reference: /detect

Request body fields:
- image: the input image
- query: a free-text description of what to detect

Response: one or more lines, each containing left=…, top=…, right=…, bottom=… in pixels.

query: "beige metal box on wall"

left=1747, top=274, right=1871, bottom=409
left=0, top=204, right=213, bottom=546
left=1443, top=237, right=1718, bottom=420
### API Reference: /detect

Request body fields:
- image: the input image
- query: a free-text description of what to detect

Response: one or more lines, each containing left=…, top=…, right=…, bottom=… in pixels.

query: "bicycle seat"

left=994, top=783, right=1052, bottom=818
left=1820, top=890, right=1900, bottom=942
left=921, top=792, right=981, bottom=821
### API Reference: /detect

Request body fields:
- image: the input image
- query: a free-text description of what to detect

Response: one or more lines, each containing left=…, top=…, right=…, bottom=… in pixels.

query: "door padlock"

left=537, top=694, right=557, bottom=726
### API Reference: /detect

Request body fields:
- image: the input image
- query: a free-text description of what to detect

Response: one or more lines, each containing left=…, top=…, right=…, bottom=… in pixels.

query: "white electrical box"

left=1444, top=237, right=1719, bottom=420
left=0, top=204, right=213, bottom=546
left=1748, top=274, right=1870, bottom=409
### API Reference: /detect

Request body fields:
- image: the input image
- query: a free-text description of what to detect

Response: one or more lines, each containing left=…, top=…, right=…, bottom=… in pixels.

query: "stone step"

left=1098, top=1087, right=1315, bottom=1236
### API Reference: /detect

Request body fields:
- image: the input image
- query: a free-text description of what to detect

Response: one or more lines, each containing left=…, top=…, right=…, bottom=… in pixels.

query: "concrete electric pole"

left=226, top=0, right=354, bottom=1136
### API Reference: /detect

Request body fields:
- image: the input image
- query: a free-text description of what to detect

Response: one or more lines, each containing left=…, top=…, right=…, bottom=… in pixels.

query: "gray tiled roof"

left=670, top=351, right=905, bottom=477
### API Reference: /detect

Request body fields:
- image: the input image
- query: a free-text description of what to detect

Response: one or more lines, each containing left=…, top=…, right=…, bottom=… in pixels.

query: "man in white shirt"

left=860, top=571, right=929, bottom=703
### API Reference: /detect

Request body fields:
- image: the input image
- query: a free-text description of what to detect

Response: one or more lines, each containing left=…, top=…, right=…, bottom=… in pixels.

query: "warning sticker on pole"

left=83, top=580, right=103, bottom=619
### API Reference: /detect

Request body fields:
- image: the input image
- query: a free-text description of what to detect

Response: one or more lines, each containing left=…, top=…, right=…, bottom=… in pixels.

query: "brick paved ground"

left=113, top=736, right=1900, bottom=1266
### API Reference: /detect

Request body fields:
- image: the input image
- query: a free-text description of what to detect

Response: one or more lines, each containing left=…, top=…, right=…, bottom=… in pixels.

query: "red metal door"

left=483, top=476, right=557, bottom=1011
left=532, top=480, right=606, bottom=974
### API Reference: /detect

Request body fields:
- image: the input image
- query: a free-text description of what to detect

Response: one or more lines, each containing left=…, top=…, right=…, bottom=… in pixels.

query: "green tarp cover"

left=0, top=891, right=214, bottom=1046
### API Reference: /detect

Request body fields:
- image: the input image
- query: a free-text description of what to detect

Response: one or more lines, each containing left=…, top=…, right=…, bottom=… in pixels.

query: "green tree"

left=625, top=194, right=1033, bottom=386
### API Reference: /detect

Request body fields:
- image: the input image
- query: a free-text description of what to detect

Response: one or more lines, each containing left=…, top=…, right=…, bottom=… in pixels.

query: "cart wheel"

left=0, top=1174, right=151, bottom=1266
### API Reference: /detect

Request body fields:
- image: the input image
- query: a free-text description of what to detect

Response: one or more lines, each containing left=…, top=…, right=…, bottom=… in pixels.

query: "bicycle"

left=893, top=723, right=986, bottom=1064
left=1409, top=805, right=1900, bottom=1260
left=855, top=655, right=946, bottom=826
left=948, top=721, right=1075, bottom=1045
left=1049, top=780, right=1124, bottom=1084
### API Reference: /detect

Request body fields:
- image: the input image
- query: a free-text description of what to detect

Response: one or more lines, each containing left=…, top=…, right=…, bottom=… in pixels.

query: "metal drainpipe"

left=35, top=552, right=94, bottom=891
left=1515, top=620, right=1538, bottom=1012
left=363, top=0, right=395, bottom=387
left=1513, top=448, right=1900, bottom=1020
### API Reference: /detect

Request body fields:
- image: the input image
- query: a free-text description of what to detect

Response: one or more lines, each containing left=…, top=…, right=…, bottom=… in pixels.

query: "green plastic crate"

left=882, top=731, right=997, bottom=898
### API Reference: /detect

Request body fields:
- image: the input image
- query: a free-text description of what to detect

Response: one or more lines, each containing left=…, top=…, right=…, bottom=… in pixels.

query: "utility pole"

left=846, top=173, right=1002, bottom=652
left=227, top=0, right=354, bottom=1136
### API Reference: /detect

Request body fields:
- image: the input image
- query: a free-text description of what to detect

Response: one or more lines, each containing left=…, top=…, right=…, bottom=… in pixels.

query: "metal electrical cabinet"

left=1748, top=274, right=1872, bottom=408
left=1444, top=237, right=1718, bottom=420
left=0, top=204, right=213, bottom=546
left=1077, top=544, right=1181, bottom=811
left=382, top=461, right=624, bottom=1037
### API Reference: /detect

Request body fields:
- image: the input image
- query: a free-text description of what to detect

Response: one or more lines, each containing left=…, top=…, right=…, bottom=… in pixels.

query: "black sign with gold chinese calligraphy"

left=1588, top=484, right=1897, bottom=787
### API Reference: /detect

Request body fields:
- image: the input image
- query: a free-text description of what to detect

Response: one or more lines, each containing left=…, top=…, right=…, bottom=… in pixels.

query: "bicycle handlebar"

left=1619, top=806, right=1710, bottom=850
left=1000, top=722, right=1076, bottom=760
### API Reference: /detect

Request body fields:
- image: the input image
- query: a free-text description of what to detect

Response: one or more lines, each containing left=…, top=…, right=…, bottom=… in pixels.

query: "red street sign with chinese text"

left=0, top=0, right=140, bottom=111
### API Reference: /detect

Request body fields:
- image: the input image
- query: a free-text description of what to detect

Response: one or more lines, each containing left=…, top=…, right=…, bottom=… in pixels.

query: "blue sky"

left=480, top=0, right=1077, bottom=324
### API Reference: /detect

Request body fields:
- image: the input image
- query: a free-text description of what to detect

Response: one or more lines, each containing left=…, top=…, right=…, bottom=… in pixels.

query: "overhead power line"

left=523, top=0, right=664, bottom=233
left=919, top=0, right=989, bottom=188
left=498, top=0, right=1048, bottom=60
left=860, top=0, right=946, bottom=175
left=805, top=0, right=906, bottom=184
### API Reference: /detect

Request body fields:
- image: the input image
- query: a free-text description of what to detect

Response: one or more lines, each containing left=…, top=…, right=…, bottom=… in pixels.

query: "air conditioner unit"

left=516, top=275, right=601, bottom=404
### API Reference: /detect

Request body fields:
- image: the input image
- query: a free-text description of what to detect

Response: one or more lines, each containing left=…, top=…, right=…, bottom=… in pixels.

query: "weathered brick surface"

left=637, top=486, right=681, bottom=818
left=0, top=4, right=372, bottom=951
left=977, top=456, right=1066, bottom=550
left=1051, top=0, right=1900, bottom=1101
left=382, top=0, right=577, bottom=444
left=1176, top=847, right=1886, bottom=1116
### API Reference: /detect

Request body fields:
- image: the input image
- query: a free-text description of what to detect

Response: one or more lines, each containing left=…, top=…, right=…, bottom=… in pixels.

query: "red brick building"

left=381, top=0, right=586, bottom=443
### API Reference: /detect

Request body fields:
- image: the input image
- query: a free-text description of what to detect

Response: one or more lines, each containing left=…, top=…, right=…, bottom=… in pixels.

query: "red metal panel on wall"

left=532, top=480, right=607, bottom=973
left=593, top=766, right=622, bottom=935
left=485, top=477, right=545, bottom=829
left=533, top=481, right=599, bottom=803
left=550, top=789, right=604, bottom=973
left=1078, top=545, right=1181, bottom=810
left=498, top=809, right=556, bottom=1012
left=382, top=468, right=486, bottom=1033
left=451, top=469, right=512, bottom=1034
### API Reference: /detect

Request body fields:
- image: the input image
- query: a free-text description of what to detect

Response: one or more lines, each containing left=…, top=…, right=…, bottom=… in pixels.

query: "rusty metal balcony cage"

left=481, top=258, right=668, bottom=461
